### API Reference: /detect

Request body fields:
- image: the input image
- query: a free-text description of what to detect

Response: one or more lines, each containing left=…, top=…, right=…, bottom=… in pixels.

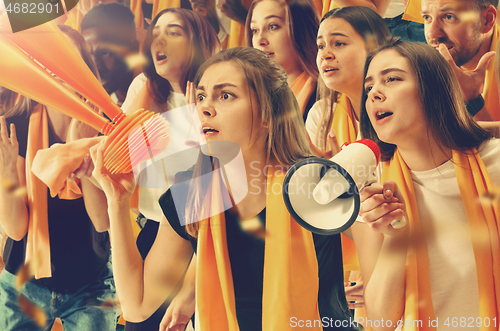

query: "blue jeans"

left=0, top=264, right=116, bottom=331
left=384, top=14, right=426, bottom=43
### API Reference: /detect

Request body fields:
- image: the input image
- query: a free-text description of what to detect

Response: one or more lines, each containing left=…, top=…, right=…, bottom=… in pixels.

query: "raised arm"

left=0, top=117, right=29, bottom=241
left=90, top=143, right=193, bottom=322
left=352, top=181, right=408, bottom=331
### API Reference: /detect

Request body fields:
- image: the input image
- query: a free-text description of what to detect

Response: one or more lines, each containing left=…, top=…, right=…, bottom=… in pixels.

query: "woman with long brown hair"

left=356, top=39, right=499, bottom=330
left=117, top=7, right=220, bottom=331
left=91, top=47, right=361, bottom=331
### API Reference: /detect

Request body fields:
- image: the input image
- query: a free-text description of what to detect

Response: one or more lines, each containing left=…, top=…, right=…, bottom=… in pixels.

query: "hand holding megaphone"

left=312, top=140, right=406, bottom=229
left=283, top=139, right=405, bottom=235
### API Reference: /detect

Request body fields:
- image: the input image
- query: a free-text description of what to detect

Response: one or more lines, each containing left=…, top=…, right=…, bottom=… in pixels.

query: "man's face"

left=421, top=0, right=483, bottom=67
left=81, top=27, right=136, bottom=94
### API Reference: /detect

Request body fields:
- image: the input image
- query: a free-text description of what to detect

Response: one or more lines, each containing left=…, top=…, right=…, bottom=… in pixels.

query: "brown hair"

left=245, top=0, right=320, bottom=80
left=185, top=47, right=311, bottom=237
left=316, top=6, right=391, bottom=151
left=360, top=39, right=492, bottom=161
left=142, top=8, right=220, bottom=104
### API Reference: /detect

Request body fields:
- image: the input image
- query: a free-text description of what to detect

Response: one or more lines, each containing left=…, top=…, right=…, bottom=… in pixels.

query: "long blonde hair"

left=185, top=47, right=311, bottom=237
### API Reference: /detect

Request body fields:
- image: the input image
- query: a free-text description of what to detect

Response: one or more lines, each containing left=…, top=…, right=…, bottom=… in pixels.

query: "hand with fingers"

left=159, top=291, right=195, bottom=331
left=359, top=180, right=407, bottom=236
left=344, top=281, right=364, bottom=310
left=67, top=138, right=105, bottom=186
left=89, top=141, right=136, bottom=203
left=0, top=116, right=19, bottom=176
left=323, top=128, right=341, bottom=159
left=307, top=128, right=340, bottom=159
left=216, top=0, right=248, bottom=25
left=437, top=44, right=495, bottom=105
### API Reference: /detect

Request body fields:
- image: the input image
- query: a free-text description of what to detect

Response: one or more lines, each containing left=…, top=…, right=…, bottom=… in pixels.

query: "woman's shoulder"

left=158, top=169, right=195, bottom=241
left=121, top=73, right=148, bottom=112
left=305, top=99, right=327, bottom=129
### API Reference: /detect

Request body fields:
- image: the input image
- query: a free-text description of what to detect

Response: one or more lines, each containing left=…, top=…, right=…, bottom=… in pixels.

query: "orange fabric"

left=227, top=21, right=246, bottom=49
left=290, top=72, right=316, bottom=116
left=50, top=319, right=63, bottom=331
left=329, top=93, right=363, bottom=320
left=382, top=149, right=500, bottom=330
left=483, top=25, right=500, bottom=121
left=330, top=94, right=358, bottom=147
left=152, top=0, right=180, bottom=20
left=130, top=0, right=144, bottom=29
left=195, top=166, right=322, bottom=330
left=321, top=0, right=332, bottom=18
left=402, top=0, right=424, bottom=24
left=25, top=105, right=51, bottom=279
left=31, top=136, right=104, bottom=198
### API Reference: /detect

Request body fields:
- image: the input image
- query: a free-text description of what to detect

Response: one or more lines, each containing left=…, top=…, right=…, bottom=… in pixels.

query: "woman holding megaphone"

left=356, top=39, right=500, bottom=329
left=91, top=47, right=363, bottom=331
left=0, top=26, right=116, bottom=331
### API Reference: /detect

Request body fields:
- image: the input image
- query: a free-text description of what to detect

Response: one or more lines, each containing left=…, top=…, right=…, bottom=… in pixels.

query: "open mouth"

left=376, top=111, right=393, bottom=121
left=156, top=52, right=167, bottom=61
left=323, top=67, right=338, bottom=74
left=202, top=126, right=219, bottom=134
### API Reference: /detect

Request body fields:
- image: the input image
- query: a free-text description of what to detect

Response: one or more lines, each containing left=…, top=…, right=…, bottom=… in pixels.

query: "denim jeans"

left=384, top=14, right=427, bottom=43
left=0, top=264, right=116, bottom=331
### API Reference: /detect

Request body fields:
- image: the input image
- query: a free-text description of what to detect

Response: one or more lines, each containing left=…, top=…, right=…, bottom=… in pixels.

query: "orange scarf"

left=27, top=105, right=103, bottom=279
left=330, top=93, right=358, bottom=147
left=328, top=94, right=360, bottom=278
left=402, top=0, right=424, bottom=24
left=130, top=0, right=144, bottom=30
left=25, top=105, right=51, bottom=279
left=382, top=148, right=500, bottom=330
left=290, top=72, right=316, bottom=117
left=152, top=0, right=180, bottom=21
left=195, top=166, right=322, bottom=330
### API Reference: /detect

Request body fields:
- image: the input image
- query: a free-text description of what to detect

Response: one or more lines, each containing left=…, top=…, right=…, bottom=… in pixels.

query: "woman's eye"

left=335, top=42, right=346, bottom=47
left=386, top=77, right=400, bottom=83
left=251, top=28, right=258, bottom=35
left=221, top=92, right=234, bottom=100
left=317, top=44, right=324, bottom=50
left=365, top=86, right=373, bottom=93
left=196, top=94, right=205, bottom=102
left=269, top=24, right=279, bottom=30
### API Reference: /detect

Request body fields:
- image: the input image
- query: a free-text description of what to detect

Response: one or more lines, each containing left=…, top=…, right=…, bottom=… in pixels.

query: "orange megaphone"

left=0, top=36, right=114, bottom=133
left=0, top=19, right=169, bottom=174
left=0, top=16, right=123, bottom=123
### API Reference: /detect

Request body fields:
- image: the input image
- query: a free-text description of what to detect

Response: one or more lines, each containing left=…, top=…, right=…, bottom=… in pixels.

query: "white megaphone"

left=283, top=139, right=406, bottom=234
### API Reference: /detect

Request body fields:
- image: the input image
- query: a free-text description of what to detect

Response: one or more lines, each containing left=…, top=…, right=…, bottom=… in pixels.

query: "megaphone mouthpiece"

left=312, top=140, right=380, bottom=205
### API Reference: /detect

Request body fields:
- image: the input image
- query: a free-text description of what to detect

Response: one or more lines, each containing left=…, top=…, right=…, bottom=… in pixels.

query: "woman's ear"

left=262, top=121, right=269, bottom=128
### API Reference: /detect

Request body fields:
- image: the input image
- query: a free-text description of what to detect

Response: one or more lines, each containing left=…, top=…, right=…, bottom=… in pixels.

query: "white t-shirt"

left=305, top=99, right=324, bottom=150
left=384, top=0, right=406, bottom=18
left=361, top=139, right=500, bottom=330
left=409, top=138, right=500, bottom=330
left=122, top=74, right=199, bottom=222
